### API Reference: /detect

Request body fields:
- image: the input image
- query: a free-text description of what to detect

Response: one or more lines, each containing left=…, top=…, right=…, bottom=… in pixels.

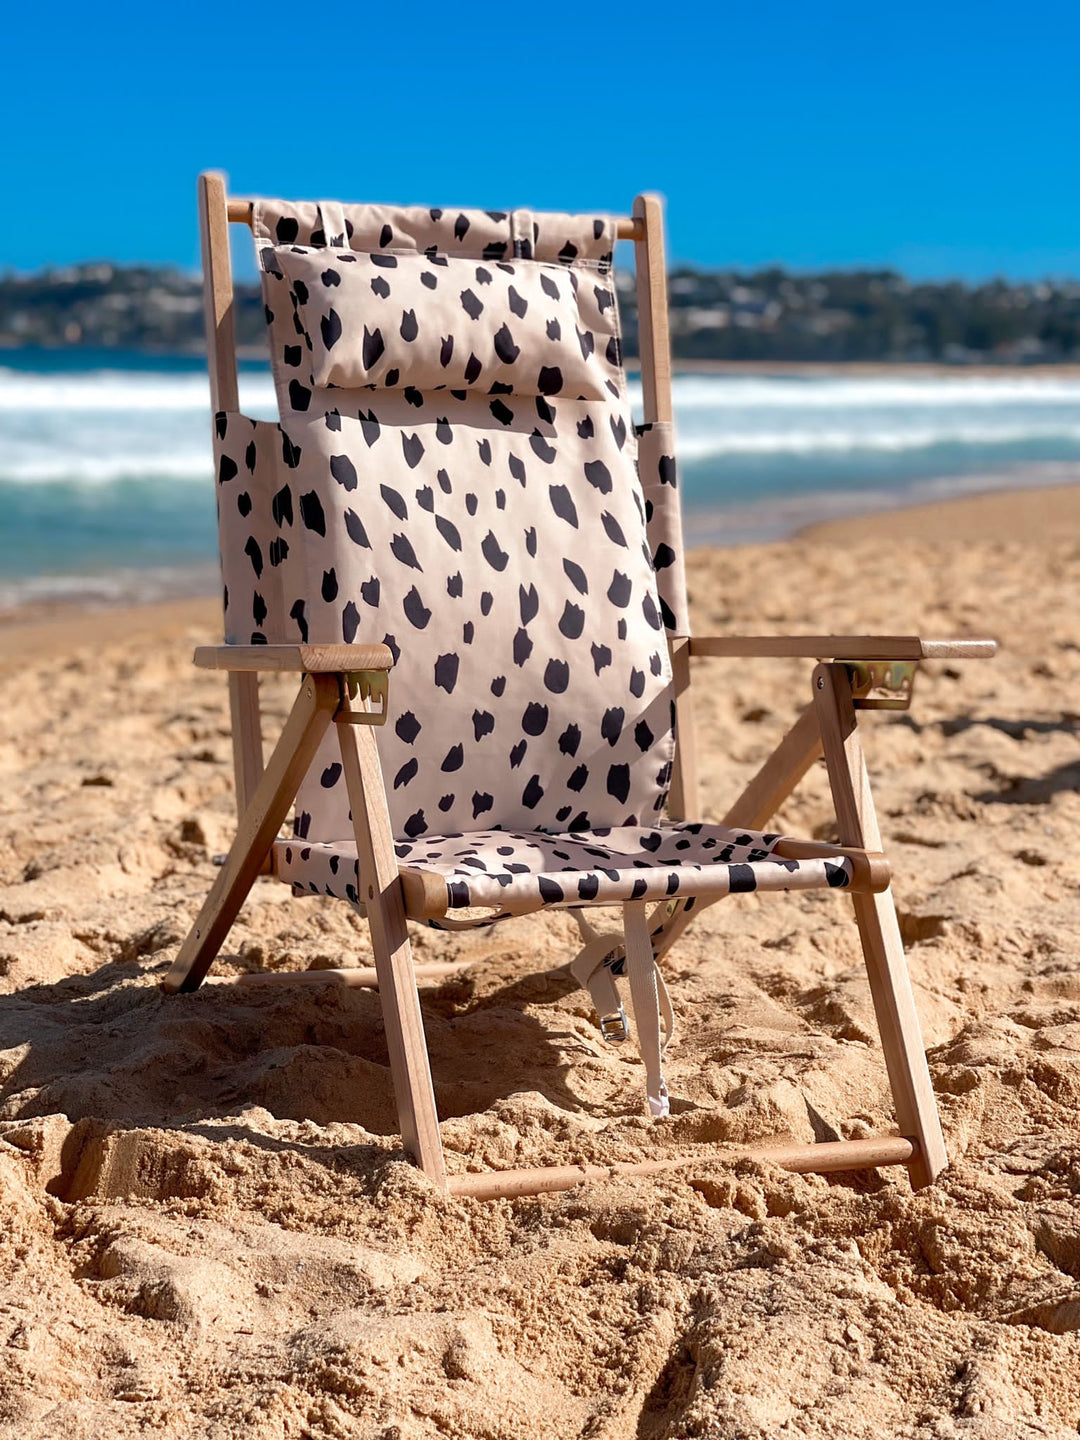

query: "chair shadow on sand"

left=0, top=950, right=658, bottom=1201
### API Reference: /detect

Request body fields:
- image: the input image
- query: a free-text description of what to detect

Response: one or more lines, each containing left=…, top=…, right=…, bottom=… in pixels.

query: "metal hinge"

left=334, top=670, right=389, bottom=725
left=844, top=660, right=917, bottom=710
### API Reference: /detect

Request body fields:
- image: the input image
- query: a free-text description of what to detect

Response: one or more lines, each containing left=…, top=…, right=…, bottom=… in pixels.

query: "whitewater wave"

left=638, top=374, right=1080, bottom=410
left=0, top=368, right=277, bottom=413
left=677, top=422, right=1080, bottom=460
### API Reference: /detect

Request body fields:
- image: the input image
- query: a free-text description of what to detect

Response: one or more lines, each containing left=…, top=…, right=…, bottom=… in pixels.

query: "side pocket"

left=213, top=411, right=289, bottom=646
left=635, top=421, right=689, bottom=636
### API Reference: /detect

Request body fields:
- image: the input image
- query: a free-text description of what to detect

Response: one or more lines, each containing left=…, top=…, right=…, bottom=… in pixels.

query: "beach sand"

left=1, top=484, right=1079, bottom=1438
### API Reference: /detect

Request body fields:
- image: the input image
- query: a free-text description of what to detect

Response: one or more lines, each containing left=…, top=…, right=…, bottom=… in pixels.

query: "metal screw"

left=816, top=676, right=825, bottom=689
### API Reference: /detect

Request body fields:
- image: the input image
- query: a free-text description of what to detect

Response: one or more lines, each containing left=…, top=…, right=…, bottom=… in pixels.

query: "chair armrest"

left=687, top=636, right=997, bottom=661
left=193, top=644, right=395, bottom=673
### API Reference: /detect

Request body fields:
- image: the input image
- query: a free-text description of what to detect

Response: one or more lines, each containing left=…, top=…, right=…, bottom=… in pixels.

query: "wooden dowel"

left=446, top=1135, right=917, bottom=1201
left=225, top=197, right=643, bottom=241
left=205, top=962, right=472, bottom=989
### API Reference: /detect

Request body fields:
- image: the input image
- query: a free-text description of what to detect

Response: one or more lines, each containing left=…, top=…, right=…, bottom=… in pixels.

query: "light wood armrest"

left=687, top=636, right=997, bottom=661
left=194, top=644, right=395, bottom=673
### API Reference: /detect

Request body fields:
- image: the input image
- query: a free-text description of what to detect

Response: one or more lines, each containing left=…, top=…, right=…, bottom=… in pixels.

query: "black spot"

left=559, top=601, right=584, bottom=639
left=435, top=515, right=462, bottom=551
left=440, top=334, right=455, bottom=367
left=403, top=586, right=431, bottom=629
left=642, top=591, right=663, bottom=630
left=324, top=410, right=341, bottom=432
left=359, top=410, right=381, bottom=446
left=252, top=591, right=266, bottom=626
left=396, top=711, right=421, bottom=744
left=344, top=509, right=370, bottom=547
left=268, top=537, right=289, bottom=566
left=464, top=352, right=482, bottom=384
left=480, top=591, right=494, bottom=616
left=218, top=454, right=238, bottom=484
left=826, top=862, right=850, bottom=889
left=578, top=876, right=600, bottom=901
left=606, top=764, right=631, bottom=804
left=591, top=643, right=612, bottom=674
left=362, top=326, right=385, bottom=369
left=513, top=629, right=533, bottom=666
left=447, top=571, right=463, bottom=597
left=659, top=453, right=677, bottom=486
left=481, top=531, right=509, bottom=571
left=509, top=741, right=527, bottom=769
left=563, top=559, right=588, bottom=594
left=477, top=439, right=492, bottom=466
left=441, top=744, right=464, bottom=772
left=473, top=710, right=495, bottom=741
left=494, top=323, right=520, bottom=363
left=548, top=485, right=578, bottom=527
left=567, top=765, right=588, bottom=792
left=371, top=254, right=398, bottom=269
left=540, top=274, right=560, bottom=300
left=321, top=268, right=341, bottom=288
left=607, top=571, right=632, bottom=607
left=281, top=432, right=302, bottom=469
left=320, top=309, right=342, bottom=350
left=370, top=276, right=391, bottom=299
left=400, top=308, right=418, bottom=341
left=435, top=653, right=460, bottom=693
left=390, top=533, right=422, bottom=570
left=394, top=759, right=419, bottom=790
left=321, top=567, right=338, bottom=602
left=283, top=344, right=302, bottom=368
left=460, top=289, right=484, bottom=320
left=522, top=701, right=549, bottom=736
left=404, top=386, right=424, bottom=408
left=490, top=398, right=514, bottom=427
left=629, top=668, right=646, bottom=698
left=244, top=536, right=263, bottom=577
left=508, top=285, right=528, bottom=317
left=403, top=810, right=428, bottom=839
left=538, top=877, right=564, bottom=904
left=524, top=525, right=537, bottom=556
left=601, top=511, right=628, bottom=547
left=576, top=327, right=595, bottom=359
left=660, top=596, right=677, bottom=630
left=546, top=318, right=561, bottom=341
left=606, top=335, right=622, bottom=366
left=320, top=762, right=342, bottom=788
left=401, top=433, right=425, bottom=469
left=611, top=413, right=627, bottom=449
left=236, top=491, right=252, bottom=517
left=330, top=454, right=357, bottom=490
left=530, top=432, right=557, bottom=464
left=544, top=659, right=570, bottom=693
left=522, top=775, right=544, bottom=809
left=288, top=379, right=312, bottom=412
left=728, top=864, right=757, bottom=894
left=472, top=792, right=493, bottom=820
left=361, top=576, right=380, bottom=606
left=299, top=491, right=326, bottom=536
left=435, top=417, right=453, bottom=445
left=342, top=600, right=361, bottom=643
left=559, top=724, right=581, bottom=756
left=601, top=708, right=625, bottom=745
left=290, top=598, right=308, bottom=642
left=537, top=365, right=562, bottom=395
left=654, top=542, right=676, bottom=571
left=584, top=459, right=612, bottom=493
left=275, top=217, right=299, bottom=243
left=519, top=584, right=539, bottom=624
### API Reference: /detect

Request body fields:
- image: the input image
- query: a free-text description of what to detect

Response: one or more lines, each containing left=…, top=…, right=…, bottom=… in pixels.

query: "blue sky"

left=3, top=0, right=1077, bottom=281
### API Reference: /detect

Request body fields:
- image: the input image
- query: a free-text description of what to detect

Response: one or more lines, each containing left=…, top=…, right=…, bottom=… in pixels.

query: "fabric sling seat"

left=164, top=173, right=997, bottom=1200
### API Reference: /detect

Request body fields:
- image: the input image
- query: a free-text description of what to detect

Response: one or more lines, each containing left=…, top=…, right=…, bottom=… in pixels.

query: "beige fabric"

left=636, top=420, right=690, bottom=635
left=270, top=246, right=623, bottom=400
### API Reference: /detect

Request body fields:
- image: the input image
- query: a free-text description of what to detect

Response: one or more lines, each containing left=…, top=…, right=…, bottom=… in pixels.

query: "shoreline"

left=1, top=478, right=1074, bottom=659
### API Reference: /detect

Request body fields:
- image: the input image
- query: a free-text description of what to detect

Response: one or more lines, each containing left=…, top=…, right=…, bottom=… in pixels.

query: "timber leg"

left=812, top=663, right=948, bottom=1188
left=163, top=673, right=339, bottom=994
left=338, top=722, right=447, bottom=1188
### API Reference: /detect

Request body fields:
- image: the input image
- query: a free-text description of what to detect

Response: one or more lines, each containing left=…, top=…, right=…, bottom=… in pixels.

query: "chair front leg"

left=163, top=673, right=340, bottom=994
left=337, top=720, right=447, bottom=1189
left=812, top=662, right=948, bottom=1188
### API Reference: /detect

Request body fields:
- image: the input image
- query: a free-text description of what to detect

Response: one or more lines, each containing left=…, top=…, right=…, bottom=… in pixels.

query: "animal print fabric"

left=271, top=822, right=854, bottom=917
left=233, top=200, right=679, bottom=848
left=636, top=421, right=689, bottom=636
left=270, top=246, right=623, bottom=401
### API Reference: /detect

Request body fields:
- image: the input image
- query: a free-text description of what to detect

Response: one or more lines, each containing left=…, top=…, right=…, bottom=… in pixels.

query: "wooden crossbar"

left=445, top=1135, right=917, bottom=1201
left=225, top=197, right=644, bottom=241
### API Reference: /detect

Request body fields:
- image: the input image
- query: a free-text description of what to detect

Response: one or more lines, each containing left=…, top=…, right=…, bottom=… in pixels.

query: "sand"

left=1, top=484, right=1079, bottom=1438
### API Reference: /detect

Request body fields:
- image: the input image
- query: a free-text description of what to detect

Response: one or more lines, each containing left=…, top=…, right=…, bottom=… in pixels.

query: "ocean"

left=2, top=348, right=1079, bottom=608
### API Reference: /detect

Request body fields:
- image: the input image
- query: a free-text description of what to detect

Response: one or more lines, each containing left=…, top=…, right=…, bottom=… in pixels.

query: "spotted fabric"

left=211, top=200, right=681, bottom=849
left=272, top=822, right=854, bottom=917
left=636, top=421, right=689, bottom=636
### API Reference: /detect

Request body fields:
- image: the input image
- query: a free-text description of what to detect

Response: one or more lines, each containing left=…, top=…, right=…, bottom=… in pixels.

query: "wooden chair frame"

left=163, top=173, right=996, bottom=1200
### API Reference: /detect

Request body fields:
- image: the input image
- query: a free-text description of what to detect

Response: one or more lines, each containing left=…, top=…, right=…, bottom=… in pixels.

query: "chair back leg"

left=813, top=663, right=948, bottom=1187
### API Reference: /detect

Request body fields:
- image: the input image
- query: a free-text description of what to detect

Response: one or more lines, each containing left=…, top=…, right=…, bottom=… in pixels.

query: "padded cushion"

left=268, top=246, right=622, bottom=401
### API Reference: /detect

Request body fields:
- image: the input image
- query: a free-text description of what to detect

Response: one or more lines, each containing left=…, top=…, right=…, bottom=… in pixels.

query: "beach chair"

left=164, top=172, right=996, bottom=1199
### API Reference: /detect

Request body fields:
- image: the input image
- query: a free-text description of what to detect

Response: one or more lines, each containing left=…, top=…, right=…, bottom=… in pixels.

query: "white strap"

left=623, top=900, right=670, bottom=1118
left=316, top=201, right=348, bottom=248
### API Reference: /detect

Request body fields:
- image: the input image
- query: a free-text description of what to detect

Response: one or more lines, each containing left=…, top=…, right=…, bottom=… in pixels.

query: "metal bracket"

left=333, top=670, right=389, bottom=726
left=843, top=660, right=917, bottom=710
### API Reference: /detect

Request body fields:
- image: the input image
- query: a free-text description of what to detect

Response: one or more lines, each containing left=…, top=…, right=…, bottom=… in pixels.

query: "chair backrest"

left=209, top=191, right=692, bottom=844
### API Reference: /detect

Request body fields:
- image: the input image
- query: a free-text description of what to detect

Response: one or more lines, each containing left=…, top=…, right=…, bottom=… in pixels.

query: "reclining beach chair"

left=164, top=172, right=996, bottom=1199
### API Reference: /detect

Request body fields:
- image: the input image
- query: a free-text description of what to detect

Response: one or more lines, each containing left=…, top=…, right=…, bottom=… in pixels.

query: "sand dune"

left=1, top=486, right=1079, bottom=1437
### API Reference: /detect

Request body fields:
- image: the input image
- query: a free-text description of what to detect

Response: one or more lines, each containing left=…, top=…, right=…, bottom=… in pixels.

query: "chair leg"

left=337, top=721, right=447, bottom=1189
left=163, top=674, right=339, bottom=994
left=812, top=663, right=948, bottom=1188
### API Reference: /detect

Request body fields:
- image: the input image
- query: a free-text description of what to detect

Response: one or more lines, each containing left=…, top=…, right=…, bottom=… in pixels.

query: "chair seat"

left=274, top=821, right=855, bottom=918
